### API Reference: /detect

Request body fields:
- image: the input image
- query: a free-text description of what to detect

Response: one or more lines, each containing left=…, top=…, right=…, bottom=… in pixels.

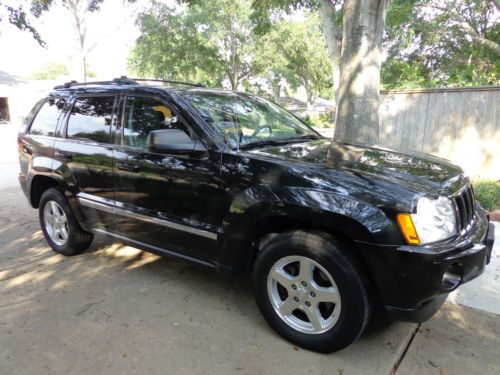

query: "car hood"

left=247, top=139, right=467, bottom=196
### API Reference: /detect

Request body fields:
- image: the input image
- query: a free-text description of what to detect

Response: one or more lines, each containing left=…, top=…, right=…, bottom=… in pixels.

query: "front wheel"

left=252, top=230, right=373, bottom=353
left=39, top=188, right=94, bottom=256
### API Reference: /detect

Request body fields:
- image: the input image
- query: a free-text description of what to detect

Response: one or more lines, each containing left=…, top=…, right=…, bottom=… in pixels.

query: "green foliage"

left=303, top=112, right=334, bottom=128
left=249, top=0, right=316, bottom=34
left=0, top=0, right=52, bottom=46
left=130, top=1, right=332, bottom=102
left=383, top=0, right=500, bottom=89
left=0, top=0, right=135, bottom=47
left=473, top=179, right=500, bottom=212
left=252, top=14, right=333, bottom=104
left=31, top=62, right=68, bottom=80
left=129, top=0, right=255, bottom=89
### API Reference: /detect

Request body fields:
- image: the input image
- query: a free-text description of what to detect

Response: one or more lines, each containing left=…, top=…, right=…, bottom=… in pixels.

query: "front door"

left=112, top=94, right=224, bottom=262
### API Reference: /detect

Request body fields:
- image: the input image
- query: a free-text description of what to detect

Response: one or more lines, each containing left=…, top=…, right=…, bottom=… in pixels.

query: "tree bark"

left=66, top=0, right=89, bottom=82
left=317, top=0, right=343, bottom=97
left=333, top=0, right=388, bottom=145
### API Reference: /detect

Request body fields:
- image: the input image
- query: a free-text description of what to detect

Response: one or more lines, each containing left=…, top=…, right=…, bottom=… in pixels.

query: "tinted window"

left=29, top=97, right=66, bottom=137
left=123, top=96, right=188, bottom=149
left=67, top=96, right=115, bottom=143
left=180, top=92, right=316, bottom=149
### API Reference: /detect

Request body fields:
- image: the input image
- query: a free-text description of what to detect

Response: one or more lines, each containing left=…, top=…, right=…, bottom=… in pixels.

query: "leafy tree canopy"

left=383, top=0, right=500, bottom=88
left=0, top=0, right=51, bottom=45
left=129, top=0, right=255, bottom=89
left=252, top=14, right=333, bottom=104
left=31, top=62, right=69, bottom=79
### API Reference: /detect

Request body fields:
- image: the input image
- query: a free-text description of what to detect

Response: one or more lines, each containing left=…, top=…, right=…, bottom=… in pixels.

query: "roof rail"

left=54, top=76, right=205, bottom=89
left=129, top=78, right=205, bottom=88
left=54, top=76, right=138, bottom=89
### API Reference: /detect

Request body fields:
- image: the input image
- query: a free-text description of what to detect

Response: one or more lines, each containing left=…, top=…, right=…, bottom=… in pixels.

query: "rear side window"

left=29, top=97, right=66, bottom=137
left=67, top=96, right=115, bottom=143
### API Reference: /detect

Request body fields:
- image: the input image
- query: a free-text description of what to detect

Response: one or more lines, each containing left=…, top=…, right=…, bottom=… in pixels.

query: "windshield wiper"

left=293, top=134, right=324, bottom=140
left=238, top=134, right=323, bottom=150
left=239, top=139, right=289, bottom=150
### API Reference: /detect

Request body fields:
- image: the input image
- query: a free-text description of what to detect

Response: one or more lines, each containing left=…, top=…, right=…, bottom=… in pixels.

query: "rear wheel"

left=252, top=230, right=372, bottom=353
left=39, top=188, right=94, bottom=256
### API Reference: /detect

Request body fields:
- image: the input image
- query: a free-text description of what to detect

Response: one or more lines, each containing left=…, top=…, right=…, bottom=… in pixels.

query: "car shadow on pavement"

left=0, top=217, right=423, bottom=374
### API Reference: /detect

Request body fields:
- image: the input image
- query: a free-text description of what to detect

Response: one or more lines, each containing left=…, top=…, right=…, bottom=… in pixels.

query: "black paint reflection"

left=67, top=96, right=114, bottom=143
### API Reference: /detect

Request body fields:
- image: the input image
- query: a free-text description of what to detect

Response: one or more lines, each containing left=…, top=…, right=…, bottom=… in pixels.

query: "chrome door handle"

left=116, top=162, right=140, bottom=173
left=54, top=151, right=72, bottom=160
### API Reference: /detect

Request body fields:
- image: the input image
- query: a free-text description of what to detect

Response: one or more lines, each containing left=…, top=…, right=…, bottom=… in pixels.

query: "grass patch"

left=472, top=179, right=500, bottom=212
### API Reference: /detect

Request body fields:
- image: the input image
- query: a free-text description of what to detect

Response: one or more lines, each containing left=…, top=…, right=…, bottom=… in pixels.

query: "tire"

left=252, top=230, right=373, bottom=353
left=39, top=188, right=94, bottom=256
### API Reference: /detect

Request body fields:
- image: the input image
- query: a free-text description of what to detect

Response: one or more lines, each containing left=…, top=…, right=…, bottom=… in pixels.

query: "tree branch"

left=419, top=2, right=500, bottom=56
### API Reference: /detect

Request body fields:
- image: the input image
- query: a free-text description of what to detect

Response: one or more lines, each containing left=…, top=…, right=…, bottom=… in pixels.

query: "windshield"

left=179, top=91, right=319, bottom=149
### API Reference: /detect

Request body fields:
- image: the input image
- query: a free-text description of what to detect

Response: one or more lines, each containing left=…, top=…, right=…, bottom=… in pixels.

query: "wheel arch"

left=220, top=201, right=382, bottom=275
left=29, top=174, right=60, bottom=208
left=28, top=173, right=91, bottom=232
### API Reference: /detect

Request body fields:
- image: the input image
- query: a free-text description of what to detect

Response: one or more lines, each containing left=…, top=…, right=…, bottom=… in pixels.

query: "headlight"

left=397, top=196, right=457, bottom=245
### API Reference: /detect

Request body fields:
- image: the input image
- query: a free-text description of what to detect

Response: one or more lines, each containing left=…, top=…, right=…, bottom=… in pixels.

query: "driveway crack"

left=391, top=324, right=421, bottom=374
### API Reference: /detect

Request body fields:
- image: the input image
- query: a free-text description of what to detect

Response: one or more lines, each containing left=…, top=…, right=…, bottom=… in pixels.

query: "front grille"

left=453, top=185, right=475, bottom=235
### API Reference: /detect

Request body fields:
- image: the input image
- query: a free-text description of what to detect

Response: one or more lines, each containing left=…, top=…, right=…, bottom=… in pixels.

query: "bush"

left=472, top=179, right=500, bottom=212
left=302, top=113, right=334, bottom=128
left=31, top=63, right=68, bottom=80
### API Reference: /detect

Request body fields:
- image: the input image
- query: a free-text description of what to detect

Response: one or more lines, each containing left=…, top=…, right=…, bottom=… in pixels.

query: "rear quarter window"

left=28, top=97, right=67, bottom=137
left=66, top=96, right=115, bottom=143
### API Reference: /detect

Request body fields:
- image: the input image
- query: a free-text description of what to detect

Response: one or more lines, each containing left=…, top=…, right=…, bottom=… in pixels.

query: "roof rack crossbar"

left=54, top=76, right=205, bottom=89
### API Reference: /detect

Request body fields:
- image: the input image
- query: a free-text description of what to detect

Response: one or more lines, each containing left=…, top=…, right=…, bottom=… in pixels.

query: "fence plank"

left=379, top=86, right=500, bottom=179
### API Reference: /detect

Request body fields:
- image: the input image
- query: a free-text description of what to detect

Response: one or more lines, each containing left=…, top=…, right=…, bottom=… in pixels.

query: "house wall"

left=0, top=81, right=56, bottom=128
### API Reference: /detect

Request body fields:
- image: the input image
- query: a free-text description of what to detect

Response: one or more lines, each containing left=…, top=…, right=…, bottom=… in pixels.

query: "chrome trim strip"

left=93, top=228, right=216, bottom=268
left=79, top=197, right=218, bottom=241
left=80, top=198, right=115, bottom=215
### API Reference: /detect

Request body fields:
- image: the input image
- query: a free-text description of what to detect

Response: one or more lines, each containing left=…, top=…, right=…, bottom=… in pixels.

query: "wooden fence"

left=379, top=86, right=500, bottom=179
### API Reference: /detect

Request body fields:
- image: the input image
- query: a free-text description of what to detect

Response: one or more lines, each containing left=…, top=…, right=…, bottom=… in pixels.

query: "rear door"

left=19, top=96, right=67, bottom=185
left=52, top=94, right=119, bottom=231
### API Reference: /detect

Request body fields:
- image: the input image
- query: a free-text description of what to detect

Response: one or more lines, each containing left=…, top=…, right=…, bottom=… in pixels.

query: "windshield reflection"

left=180, top=91, right=318, bottom=149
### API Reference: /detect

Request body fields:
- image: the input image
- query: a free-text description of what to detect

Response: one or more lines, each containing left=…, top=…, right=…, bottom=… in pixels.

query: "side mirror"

left=147, top=129, right=206, bottom=155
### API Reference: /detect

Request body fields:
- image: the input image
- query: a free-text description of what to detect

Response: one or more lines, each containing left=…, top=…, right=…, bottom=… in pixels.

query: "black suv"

left=18, top=77, right=495, bottom=353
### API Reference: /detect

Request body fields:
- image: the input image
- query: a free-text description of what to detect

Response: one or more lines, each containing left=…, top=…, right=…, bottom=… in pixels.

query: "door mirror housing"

left=147, top=129, right=206, bottom=155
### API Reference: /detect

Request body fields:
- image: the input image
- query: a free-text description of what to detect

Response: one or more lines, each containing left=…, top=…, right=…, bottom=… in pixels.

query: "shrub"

left=472, top=179, right=500, bottom=212
left=302, top=112, right=334, bottom=128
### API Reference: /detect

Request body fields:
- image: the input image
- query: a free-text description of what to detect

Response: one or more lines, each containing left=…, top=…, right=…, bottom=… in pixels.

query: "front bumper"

left=357, top=208, right=494, bottom=323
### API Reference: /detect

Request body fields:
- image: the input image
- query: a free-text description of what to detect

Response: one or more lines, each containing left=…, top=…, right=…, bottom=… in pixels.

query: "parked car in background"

left=18, top=77, right=495, bottom=353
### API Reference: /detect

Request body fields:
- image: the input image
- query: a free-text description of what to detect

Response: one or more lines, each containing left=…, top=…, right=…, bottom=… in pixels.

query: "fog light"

left=442, top=263, right=463, bottom=290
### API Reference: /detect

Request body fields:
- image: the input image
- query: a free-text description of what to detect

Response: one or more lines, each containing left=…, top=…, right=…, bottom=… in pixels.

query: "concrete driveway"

left=1, top=124, right=499, bottom=375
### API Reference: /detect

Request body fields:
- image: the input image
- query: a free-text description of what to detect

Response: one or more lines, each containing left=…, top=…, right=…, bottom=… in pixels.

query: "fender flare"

left=218, top=186, right=398, bottom=270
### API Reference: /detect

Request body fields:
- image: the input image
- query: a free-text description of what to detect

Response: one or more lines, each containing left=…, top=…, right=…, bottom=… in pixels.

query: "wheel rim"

left=43, top=200, right=69, bottom=246
left=267, top=255, right=341, bottom=334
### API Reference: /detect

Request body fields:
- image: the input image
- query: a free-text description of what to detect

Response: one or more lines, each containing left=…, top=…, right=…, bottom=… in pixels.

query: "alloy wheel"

left=43, top=200, right=69, bottom=246
left=267, top=255, right=341, bottom=334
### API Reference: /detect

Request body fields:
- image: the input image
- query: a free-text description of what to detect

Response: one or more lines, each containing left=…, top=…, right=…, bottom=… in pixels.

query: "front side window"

left=122, top=96, right=187, bottom=149
left=67, top=96, right=115, bottom=143
left=180, top=91, right=318, bottom=149
left=29, top=97, right=67, bottom=137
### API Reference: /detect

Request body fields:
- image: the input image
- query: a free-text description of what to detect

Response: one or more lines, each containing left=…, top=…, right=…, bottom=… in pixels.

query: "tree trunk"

left=67, top=0, right=88, bottom=82
left=334, top=0, right=388, bottom=145
left=272, top=80, right=281, bottom=100
left=306, top=89, right=314, bottom=110
left=318, top=0, right=342, bottom=97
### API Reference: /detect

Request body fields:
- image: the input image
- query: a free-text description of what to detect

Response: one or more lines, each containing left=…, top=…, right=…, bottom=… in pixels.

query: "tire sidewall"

left=39, top=188, right=85, bottom=256
left=252, top=231, right=371, bottom=353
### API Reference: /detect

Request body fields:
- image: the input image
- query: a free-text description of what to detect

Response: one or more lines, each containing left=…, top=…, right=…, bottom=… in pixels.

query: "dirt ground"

left=1, top=124, right=499, bottom=375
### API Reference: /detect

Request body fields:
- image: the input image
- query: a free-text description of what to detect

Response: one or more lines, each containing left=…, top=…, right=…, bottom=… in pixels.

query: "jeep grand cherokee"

left=18, top=77, right=495, bottom=353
